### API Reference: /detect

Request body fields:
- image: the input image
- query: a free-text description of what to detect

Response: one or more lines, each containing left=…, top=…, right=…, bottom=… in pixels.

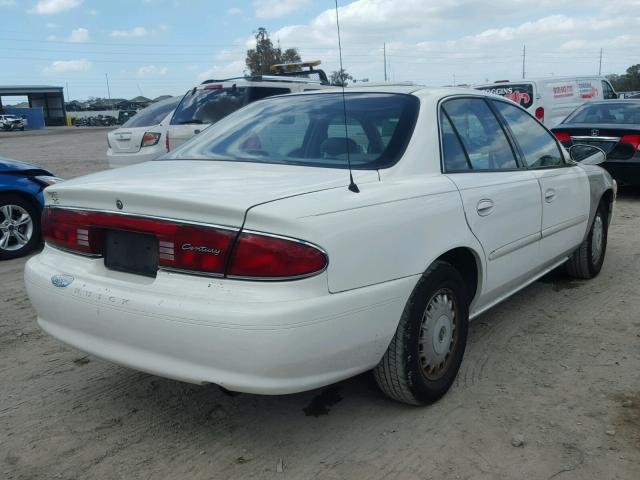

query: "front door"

left=491, top=99, right=590, bottom=264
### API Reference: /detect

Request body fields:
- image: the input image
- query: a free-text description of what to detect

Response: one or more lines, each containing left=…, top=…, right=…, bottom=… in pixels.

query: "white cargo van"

left=475, top=76, right=618, bottom=127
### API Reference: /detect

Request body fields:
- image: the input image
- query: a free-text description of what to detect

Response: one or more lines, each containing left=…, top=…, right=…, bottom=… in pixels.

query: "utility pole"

left=522, top=44, right=526, bottom=79
left=105, top=73, right=111, bottom=100
left=598, top=48, right=603, bottom=76
left=383, top=43, right=387, bottom=82
left=65, top=81, right=69, bottom=102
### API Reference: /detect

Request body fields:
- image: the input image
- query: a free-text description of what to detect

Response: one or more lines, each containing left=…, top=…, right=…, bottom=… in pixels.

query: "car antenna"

left=334, top=0, right=359, bottom=193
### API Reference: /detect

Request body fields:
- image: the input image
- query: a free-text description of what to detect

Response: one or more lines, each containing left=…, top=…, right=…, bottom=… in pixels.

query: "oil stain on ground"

left=303, top=386, right=343, bottom=417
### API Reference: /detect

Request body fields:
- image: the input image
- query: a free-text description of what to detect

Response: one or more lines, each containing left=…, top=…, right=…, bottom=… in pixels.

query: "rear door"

left=492, top=99, right=590, bottom=263
left=441, top=97, right=542, bottom=306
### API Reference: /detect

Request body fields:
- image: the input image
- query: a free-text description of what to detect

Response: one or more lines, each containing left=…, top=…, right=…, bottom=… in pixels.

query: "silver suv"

left=167, top=62, right=331, bottom=151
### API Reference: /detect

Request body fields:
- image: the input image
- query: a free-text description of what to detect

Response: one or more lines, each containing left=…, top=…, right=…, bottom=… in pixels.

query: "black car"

left=551, top=100, right=640, bottom=184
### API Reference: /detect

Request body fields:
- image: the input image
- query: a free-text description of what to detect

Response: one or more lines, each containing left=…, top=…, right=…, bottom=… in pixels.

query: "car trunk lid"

left=554, top=124, right=640, bottom=158
left=45, top=160, right=379, bottom=228
left=108, top=127, right=148, bottom=154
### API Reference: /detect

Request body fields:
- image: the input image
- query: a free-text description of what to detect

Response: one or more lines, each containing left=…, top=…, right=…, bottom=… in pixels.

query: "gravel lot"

left=1, top=128, right=639, bottom=480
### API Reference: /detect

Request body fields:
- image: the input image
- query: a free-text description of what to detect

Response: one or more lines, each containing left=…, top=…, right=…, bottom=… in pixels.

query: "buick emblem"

left=116, top=199, right=123, bottom=210
left=591, top=129, right=599, bottom=136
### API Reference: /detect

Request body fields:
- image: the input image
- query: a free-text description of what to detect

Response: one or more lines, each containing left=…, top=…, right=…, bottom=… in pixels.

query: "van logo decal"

left=591, top=129, right=599, bottom=137
left=51, top=274, right=75, bottom=288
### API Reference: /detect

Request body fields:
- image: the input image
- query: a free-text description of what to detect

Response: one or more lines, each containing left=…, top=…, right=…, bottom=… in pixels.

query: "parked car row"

left=23, top=85, right=615, bottom=405
left=72, top=115, right=117, bottom=127
left=107, top=64, right=333, bottom=168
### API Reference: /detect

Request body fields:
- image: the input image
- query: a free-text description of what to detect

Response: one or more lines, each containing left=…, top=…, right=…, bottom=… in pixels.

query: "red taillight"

left=165, top=130, right=170, bottom=152
left=42, top=208, right=98, bottom=255
left=228, top=232, right=327, bottom=279
left=42, top=208, right=236, bottom=275
left=620, top=134, right=640, bottom=150
left=141, top=132, right=161, bottom=148
left=42, top=208, right=328, bottom=279
left=535, top=107, right=544, bottom=122
left=554, top=132, right=571, bottom=142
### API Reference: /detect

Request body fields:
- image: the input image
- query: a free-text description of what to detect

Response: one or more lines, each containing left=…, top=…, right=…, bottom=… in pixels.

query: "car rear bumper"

left=25, top=246, right=414, bottom=394
left=107, top=147, right=165, bottom=168
left=603, top=159, right=640, bottom=185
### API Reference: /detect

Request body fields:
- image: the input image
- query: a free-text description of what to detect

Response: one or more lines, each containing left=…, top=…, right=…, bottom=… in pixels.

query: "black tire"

left=374, top=261, right=470, bottom=405
left=20, top=127, right=24, bottom=131
left=565, top=202, right=608, bottom=279
left=0, top=194, right=41, bottom=260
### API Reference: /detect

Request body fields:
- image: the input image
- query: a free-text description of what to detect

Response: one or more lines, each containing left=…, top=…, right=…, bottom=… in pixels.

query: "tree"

left=245, top=28, right=301, bottom=75
left=606, top=64, right=640, bottom=92
left=329, top=68, right=353, bottom=87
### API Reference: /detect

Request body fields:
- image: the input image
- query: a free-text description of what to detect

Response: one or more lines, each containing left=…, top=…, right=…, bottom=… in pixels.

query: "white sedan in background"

left=25, top=87, right=614, bottom=405
left=107, top=97, right=179, bottom=168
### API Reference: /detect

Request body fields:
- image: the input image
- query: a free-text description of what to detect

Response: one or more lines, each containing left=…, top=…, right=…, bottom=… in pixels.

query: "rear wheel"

left=565, top=202, right=608, bottom=279
left=0, top=194, right=41, bottom=260
left=374, top=261, right=469, bottom=405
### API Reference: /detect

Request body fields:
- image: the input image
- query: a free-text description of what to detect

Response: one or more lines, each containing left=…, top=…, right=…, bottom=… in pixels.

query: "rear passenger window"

left=442, top=98, right=518, bottom=171
left=492, top=100, right=564, bottom=168
left=441, top=113, right=470, bottom=171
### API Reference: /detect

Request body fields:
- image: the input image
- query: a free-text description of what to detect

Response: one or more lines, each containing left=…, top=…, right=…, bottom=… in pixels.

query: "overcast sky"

left=1, top=0, right=638, bottom=101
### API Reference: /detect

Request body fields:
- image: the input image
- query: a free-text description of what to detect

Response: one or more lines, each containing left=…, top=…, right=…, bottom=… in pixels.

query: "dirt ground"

left=1, top=128, right=639, bottom=480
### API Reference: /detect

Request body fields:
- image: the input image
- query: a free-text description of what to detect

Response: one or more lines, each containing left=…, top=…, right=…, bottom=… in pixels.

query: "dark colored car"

left=551, top=100, right=640, bottom=184
left=0, top=157, right=62, bottom=259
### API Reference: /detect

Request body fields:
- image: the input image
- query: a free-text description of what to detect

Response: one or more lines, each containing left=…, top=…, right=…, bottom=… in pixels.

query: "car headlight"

left=33, top=175, right=64, bottom=186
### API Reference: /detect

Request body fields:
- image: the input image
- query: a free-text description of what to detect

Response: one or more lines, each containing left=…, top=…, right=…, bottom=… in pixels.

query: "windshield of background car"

left=163, top=93, right=420, bottom=169
left=122, top=98, right=180, bottom=128
left=170, top=85, right=290, bottom=126
left=564, top=102, right=640, bottom=125
left=476, top=84, right=534, bottom=109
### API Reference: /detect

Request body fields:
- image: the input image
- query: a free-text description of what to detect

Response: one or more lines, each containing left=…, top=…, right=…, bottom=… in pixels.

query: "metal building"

left=0, top=85, right=66, bottom=126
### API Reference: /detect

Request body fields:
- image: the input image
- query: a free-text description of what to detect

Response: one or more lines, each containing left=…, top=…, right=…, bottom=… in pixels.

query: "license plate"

left=104, top=230, right=158, bottom=277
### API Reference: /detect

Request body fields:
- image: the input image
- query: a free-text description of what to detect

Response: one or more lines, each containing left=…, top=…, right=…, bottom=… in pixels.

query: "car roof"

left=292, top=85, right=489, bottom=99
left=195, top=76, right=327, bottom=90
left=576, top=99, right=640, bottom=105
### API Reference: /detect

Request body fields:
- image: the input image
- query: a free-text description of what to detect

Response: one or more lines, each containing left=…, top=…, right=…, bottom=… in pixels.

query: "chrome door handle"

left=476, top=199, right=494, bottom=216
left=545, top=189, right=556, bottom=202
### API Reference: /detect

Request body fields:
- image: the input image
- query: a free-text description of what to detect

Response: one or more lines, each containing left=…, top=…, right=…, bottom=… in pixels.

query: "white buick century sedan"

left=25, top=87, right=615, bottom=405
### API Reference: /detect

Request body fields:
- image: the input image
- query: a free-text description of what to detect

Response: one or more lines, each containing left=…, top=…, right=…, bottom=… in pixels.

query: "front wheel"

left=0, top=194, right=41, bottom=260
left=565, top=202, right=608, bottom=279
left=374, top=261, right=469, bottom=405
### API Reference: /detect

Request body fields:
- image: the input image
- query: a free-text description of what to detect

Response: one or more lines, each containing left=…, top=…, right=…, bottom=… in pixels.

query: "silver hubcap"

left=419, top=289, right=458, bottom=380
left=0, top=204, right=33, bottom=251
left=591, top=213, right=604, bottom=264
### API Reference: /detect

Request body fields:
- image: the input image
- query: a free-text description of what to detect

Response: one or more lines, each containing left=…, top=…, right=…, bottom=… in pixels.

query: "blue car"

left=0, top=157, right=62, bottom=259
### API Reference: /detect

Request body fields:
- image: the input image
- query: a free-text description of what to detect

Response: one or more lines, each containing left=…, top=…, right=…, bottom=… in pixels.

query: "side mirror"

left=569, top=144, right=606, bottom=165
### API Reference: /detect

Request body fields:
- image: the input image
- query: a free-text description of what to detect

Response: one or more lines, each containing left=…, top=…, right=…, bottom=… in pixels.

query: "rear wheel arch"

left=434, top=247, right=481, bottom=306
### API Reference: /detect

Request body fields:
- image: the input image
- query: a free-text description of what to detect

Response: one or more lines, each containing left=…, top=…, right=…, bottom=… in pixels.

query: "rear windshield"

left=163, top=93, right=420, bottom=170
left=170, top=85, right=291, bottom=126
left=476, top=84, right=534, bottom=109
left=122, top=98, right=179, bottom=128
left=565, top=102, right=640, bottom=124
